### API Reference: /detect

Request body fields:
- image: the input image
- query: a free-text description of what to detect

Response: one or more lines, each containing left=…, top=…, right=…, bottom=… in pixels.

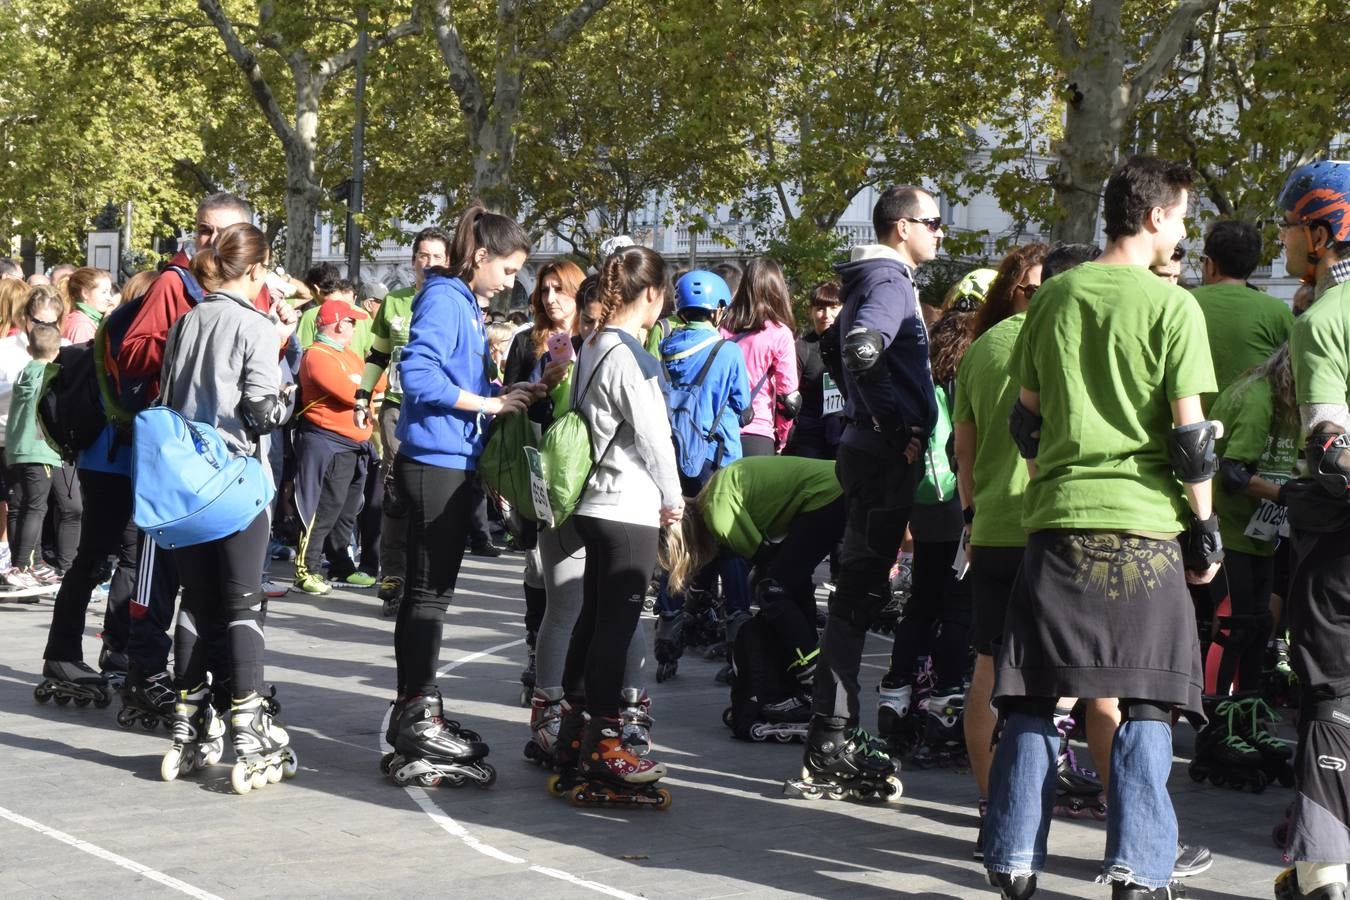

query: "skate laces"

left=1231, top=695, right=1286, bottom=749
left=1210, top=701, right=1259, bottom=754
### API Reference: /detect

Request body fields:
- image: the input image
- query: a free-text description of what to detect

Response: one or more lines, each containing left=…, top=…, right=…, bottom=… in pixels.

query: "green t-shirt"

left=1209, top=376, right=1299, bottom=556
left=364, top=287, right=416, bottom=404
left=699, top=456, right=841, bottom=560
left=1191, top=283, right=1293, bottom=407
left=952, top=312, right=1028, bottom=547
left=1010, top=262, right=1216, bottom=534
left=297, top=307, right=374, bottom=358
left=1292, top=279, right=1350, bottom=421
left=6, top=360, right=61, bottom=465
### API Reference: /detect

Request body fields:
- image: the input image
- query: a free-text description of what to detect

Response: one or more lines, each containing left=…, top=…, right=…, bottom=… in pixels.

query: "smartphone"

left=547, top=331, right=574, bottom=363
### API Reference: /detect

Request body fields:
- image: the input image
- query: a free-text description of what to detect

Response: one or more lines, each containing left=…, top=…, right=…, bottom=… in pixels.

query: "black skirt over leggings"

left=562, top=515, right=660, bottom=719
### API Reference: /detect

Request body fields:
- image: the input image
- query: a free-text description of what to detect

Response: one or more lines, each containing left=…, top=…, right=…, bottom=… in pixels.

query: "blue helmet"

left=675, top=270, right=732, bottom=312
left=1278, top=160, right=1350, bottom=242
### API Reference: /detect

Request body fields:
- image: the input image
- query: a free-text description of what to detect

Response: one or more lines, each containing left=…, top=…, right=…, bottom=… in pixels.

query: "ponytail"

left=588, top=245, right=670, bottom=344
left=446, top=201, right=530, bottom=281
left=191, top=222, right=269, bottom=292
left=63, top=267, right=108, bottom=314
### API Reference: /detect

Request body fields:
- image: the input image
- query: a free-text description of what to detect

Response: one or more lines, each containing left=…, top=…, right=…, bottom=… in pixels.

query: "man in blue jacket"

left=787, top=185, right=940, bottom=802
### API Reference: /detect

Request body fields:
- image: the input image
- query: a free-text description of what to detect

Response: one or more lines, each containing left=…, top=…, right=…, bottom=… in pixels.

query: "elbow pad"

left=776, top=391, right=802, bottom=420
left=1307, top=432, right=1350, bottom=501
left=365, top=348, right=391, bottom=369
left=241, top=394, right=288, bottom=435
left=1168, top=420, right=1224, bottom=484
left=842, top=326, right=887, bottom=383
left=1218, top=457, right=1255, bottom=494
left=1007, top=398, right=1042, bottom=460
left=818, top=321, right=846, bottom=387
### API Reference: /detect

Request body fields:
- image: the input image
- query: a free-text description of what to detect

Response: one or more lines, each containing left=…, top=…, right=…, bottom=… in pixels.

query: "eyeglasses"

left=902, top=216, right=943, bottom=233
left=1276, top=220, right=1302, bottom=231
left=196, top=223, right=215, bottom=237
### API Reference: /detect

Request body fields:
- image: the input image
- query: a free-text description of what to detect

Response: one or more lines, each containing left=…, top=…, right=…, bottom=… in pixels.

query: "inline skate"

left=910, top=687, right=968, bottom=768
left=518, top=631, right=537, bottom=708
left=383, top=691, right=495, bottom=789
left=877, top=677, right=923, bottom=758
left=229, top=691, right=298, bottom=795
left=551, top=714, right=671, bottom=810
left=784, top=715, right=903, bottom=803
left=1188, top=700, right=1268, bottom=792
left=1052, top=707, right=1106, bottom=819
left=1222, top=693, right=1295, bottom=787
left=34, top=659, right=113, bottom=708
left=523, top=690, right=564, bottom=767
left=1275, top=867, right=1347, bottom=899
left=620, top=688, right=653, bottom=757
left=654, top=610, right=685, bottom=682
left=871, top=552, right=912, bottom=635
left=1264, top=634, right=1299, bottom=710
left=117, top=667, right=176, bottom=731
left=160, top=684, right=226, bottom=781
left=724, top=694, right=811, bottom=743
left=98, top=644, right=128, bottom=688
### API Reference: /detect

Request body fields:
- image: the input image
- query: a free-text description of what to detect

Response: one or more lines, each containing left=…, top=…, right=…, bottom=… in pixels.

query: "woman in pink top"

left=59, top=267, right=113, bottom=344
left=719, top=257, right=799, bottom=455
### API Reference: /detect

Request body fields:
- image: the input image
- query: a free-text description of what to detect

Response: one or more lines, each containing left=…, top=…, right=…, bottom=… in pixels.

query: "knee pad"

left=828, top=588, right=889, bottom=629
left=225, top=591, right=264, bottom=620
left=1119, top=699, right=1171, bottom=723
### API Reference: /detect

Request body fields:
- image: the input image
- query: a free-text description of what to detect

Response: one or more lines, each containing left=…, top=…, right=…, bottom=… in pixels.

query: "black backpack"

left=37, top=341, right=105, bottom=462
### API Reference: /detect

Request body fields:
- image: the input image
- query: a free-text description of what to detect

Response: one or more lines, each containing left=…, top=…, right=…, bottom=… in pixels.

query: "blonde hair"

left=658, top=495, right=719, bottom=595
left=0, top=279, right=31, bottom=333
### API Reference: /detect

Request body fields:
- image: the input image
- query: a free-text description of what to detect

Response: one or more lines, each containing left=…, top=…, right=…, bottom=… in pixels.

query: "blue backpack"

left=131, top=407, right=274, bottom=549
left=664, top=336, right=735, bottom=479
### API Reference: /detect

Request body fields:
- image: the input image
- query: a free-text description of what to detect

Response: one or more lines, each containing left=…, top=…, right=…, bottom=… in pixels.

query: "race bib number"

left=524, top=446, right=554, bottom=527
left=822, top=374, right=844, bottom=416
left=1244, top=499, right=1287, bottom=543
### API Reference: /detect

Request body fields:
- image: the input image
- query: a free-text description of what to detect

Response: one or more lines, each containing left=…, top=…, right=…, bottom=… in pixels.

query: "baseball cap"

left=316, top=298, right=369, bottom=327
left=364, top=281, right=389, bottom=301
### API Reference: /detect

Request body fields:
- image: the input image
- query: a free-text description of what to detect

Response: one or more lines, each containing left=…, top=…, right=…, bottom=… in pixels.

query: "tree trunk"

left=1051, top=86, right=1128, bottom=244
left=282, top=101, right=322, bottom=274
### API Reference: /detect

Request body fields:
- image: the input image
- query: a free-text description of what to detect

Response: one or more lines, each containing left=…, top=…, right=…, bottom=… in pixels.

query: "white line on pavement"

left=0, top=803, right=225, bottom=900
left=380, top=636, right=643, bottom=899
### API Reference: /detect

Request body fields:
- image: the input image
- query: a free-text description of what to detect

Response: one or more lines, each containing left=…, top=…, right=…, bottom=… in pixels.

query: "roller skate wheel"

left=140, top=715, right=159, bottom=732
left=34, top=684, right=51, bottom=703
left=203, top=743, right=224, bottom=767
left=722, top=708, right=734, bottom=728
left=161, top=747, right=183, bottom=782
left=1252, top=772, right=1268, bottom=794
left=827, top=784, right=849, bottom=801
left=884, top=775, right=904, bottom=801
left=230, top=762, right=253, bottom=795
left=1209, top=772, right=1226, bottom=788
left=568, top=785, right=588, bottom=806
left=1277, top=768, right=1295, bottom=789
left=441, top=772, right=468, bottom=787
left=116, top=707, right=138, bottom=728
left=547, top=774, right=566, bottom=797
left=476, top=764, right=498, bottom=789
left=282, top=748, right=298, bottom=778
left=74, top=696, right=91, bottom=707
left=55, top=694, right=72, bottom=706
left=518, top=688, right=532, bottom=708
left=1188, top=764, right=1207, bottom=783
left=249, top=767, right=267, bottom=791
left=774, top=733, right=793, bottom=744
left=380, top=752, right=396, bottom=776
left=391, top=768, right=413, bottom=786
left=266, top=763, right=283, bottom=784
left=654, top=788, right=672, bottom=810
left=94, top=692, right=112, bottom=710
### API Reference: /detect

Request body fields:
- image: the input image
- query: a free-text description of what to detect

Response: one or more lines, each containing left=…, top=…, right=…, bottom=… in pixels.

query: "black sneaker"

left=1173, top=841, right=1212, bottom=878
left=973, top=799, right=987, bottom=861
left=468, top=541, right=503, bottom=558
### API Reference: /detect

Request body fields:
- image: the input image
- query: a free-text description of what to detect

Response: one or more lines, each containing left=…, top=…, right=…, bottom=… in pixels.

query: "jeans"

left=985, top=711, right=1178, bottom=889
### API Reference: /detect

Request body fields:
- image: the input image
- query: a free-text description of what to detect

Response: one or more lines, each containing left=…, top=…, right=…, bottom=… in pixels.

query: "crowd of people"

left=5, top=151, right=1350, bottom=899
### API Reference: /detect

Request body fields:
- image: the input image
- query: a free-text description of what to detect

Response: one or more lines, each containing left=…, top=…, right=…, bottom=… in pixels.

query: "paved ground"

left=0, top=552, right=1292, bottom=899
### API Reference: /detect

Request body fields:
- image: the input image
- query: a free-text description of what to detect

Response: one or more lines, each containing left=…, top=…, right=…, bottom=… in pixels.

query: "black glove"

left=1181, top=513, right=1223, bottom=573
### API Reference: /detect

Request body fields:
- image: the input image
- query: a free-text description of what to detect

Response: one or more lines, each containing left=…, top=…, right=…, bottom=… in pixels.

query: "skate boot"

left=1188, top=700, right=1268, bottom=792
left=911, top=686, right=968, bottom=768
left=654, top=610, right=685, bottom=683
left=229, top=691, right=298, bottom=795
left=784, top=715, right=903, bottom=803
left=737, top=694, right=811, bottom=743
left=620, top=688, right=653, bottom=757
left=545, top=697, right=588, bottom=796
left=714, top=610, right=752, bottom=684
left=877, top=677, right=923, bottom=757
left=34, top=659, right=113, bottom=708
left=987, top=872, right=1036, bottom=899
left=559, top=714, right=671, bottom=810
left=98, top=644, right=128, bottom=688
left=1264, top=634, right=1299, bottom=709
left=385, top=691, right=495, bottom=789
left=1110, top=881, right=1187, bottom=899
left=974, top=798, right=987, bottom=861
left=518, top=633, right=537, bottom=708
left=1052, top=707, right=1106, bottom=819
left=524, top=689, right=565, bottom=766
left=872, top=553, right=912, bottom=635
left=378, top=575, right=403, bottom=618
left=1275, top=867, right=1348, bottom=899
left=160, top=683, right=226, bottom=781
left=1224, top=693, right=1295, bottom=787
left=117, top=666, right=176, bottom=731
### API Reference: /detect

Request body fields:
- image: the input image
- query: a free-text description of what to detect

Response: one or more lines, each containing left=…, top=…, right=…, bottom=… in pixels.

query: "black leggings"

left=563, top=515, right=659, bottom=719
left=8, top=463, right=81, bottom=571
left=1211, top=549, right=1273, bottom=694
left=393, top=455, right=472, bottom=697
left=888, top=537, right=973, bottom=689
left=174, top=511, right=270, bottom=697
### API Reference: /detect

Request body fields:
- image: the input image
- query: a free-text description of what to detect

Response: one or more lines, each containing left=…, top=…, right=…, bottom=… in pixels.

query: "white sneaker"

left=3, top=567, right=40, bottom=590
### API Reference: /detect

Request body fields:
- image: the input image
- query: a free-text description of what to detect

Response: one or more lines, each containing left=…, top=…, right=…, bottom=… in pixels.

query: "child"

left=486, top=322, right=515, bottom=383
left=4, top=321, right=63, bottom=589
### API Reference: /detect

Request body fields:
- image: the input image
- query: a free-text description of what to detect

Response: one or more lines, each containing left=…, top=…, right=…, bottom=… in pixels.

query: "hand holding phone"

left=546, top=331, right=574, bottom=363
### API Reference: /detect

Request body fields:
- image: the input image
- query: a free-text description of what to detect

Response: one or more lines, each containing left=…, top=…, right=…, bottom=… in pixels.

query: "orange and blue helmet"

left=1278, top=160, right=1350, bottom=242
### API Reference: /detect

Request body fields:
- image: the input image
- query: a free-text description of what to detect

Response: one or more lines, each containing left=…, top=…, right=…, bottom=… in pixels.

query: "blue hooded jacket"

left=834, top=246, right=937, bottom=456
left=660, top=321, right=751, bottom=469
left=395, top=273, right=495, bottom=469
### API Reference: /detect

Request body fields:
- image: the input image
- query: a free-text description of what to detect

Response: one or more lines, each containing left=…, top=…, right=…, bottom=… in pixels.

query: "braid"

left=589, top=252, right=628, bottom=345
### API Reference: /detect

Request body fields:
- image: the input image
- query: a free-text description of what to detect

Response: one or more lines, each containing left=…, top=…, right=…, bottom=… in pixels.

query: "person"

left=0, top=277, right=32, bottom=567
left=549, top=245, right=682, bottom=800
left=662, top=455, right=844, bottom=740
left=381, top=203, right=542, bottom=787
left=292, top=298, right=377, bottom=594
left=27, top=272, right=50, bottom=287
left=719, top=257, right=799, bottom=455
left=0, top=258, right=21, bottom=281
left=297, top=278, right=366, bottom=350
left=158, top=222, right=297, bottom=789
left=983, top=156, right=1219, bottom=900
left=784, top=282, right=845, bottom=460
left=48, top=263, right=75, bottom=288
left=1191, top=220, right=1293, bottom=407
left=4, top=319, right=64, bottom=588
left=59, top=267, right=114, bottom=344
left=1149, top=244, right=1186, bottom=284
left=357, top=226, right=451, bottom=613
left=1272, top=158, right=1350, bottom=900
left=788, top=185, right=940, bottom=803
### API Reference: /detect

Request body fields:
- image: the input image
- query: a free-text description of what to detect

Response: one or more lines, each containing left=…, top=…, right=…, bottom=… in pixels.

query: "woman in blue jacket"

left=383, top=202, right=543, bottom=787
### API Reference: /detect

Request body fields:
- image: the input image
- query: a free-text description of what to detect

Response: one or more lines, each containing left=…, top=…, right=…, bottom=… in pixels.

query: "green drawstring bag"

left=536, top=343, right=622, bottom=526
left=479, top=408, right=538, bottom=517
left=914, top=385, right=957, bottom=504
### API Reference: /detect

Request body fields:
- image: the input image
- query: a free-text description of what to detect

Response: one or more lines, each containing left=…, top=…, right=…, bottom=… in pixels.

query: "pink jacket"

left=720, top=319, right=799, bottom=446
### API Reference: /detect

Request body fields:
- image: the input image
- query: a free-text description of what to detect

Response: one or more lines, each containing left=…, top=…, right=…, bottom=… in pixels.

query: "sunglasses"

left=1016, top=283, right=1039, bottom=296
left=902, top=216, right=943, bottom=233
left=196, top=223, right=215, bottom=237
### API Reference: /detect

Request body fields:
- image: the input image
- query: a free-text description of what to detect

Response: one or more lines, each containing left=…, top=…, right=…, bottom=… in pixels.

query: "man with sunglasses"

left=785, top=185, right=941, bottom=802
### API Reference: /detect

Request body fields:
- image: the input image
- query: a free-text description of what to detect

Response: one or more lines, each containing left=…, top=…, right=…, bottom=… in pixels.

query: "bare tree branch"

left=524, top=0, right=609, bottom=62
left=174, top=158, right=223, bottom=195
left=1042, top=0, right=1082, bottom=63
left=1128, top=0, right=1220, bottom=107
left=431, top=0, right=488, bottom=126
left=318, top=11, right=422, bottom=82
left=197, top=0, right=296, bottom=145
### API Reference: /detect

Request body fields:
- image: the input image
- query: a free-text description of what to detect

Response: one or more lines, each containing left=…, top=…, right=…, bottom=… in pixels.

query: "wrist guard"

left=1181, top=513, right=1224, bottom=572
